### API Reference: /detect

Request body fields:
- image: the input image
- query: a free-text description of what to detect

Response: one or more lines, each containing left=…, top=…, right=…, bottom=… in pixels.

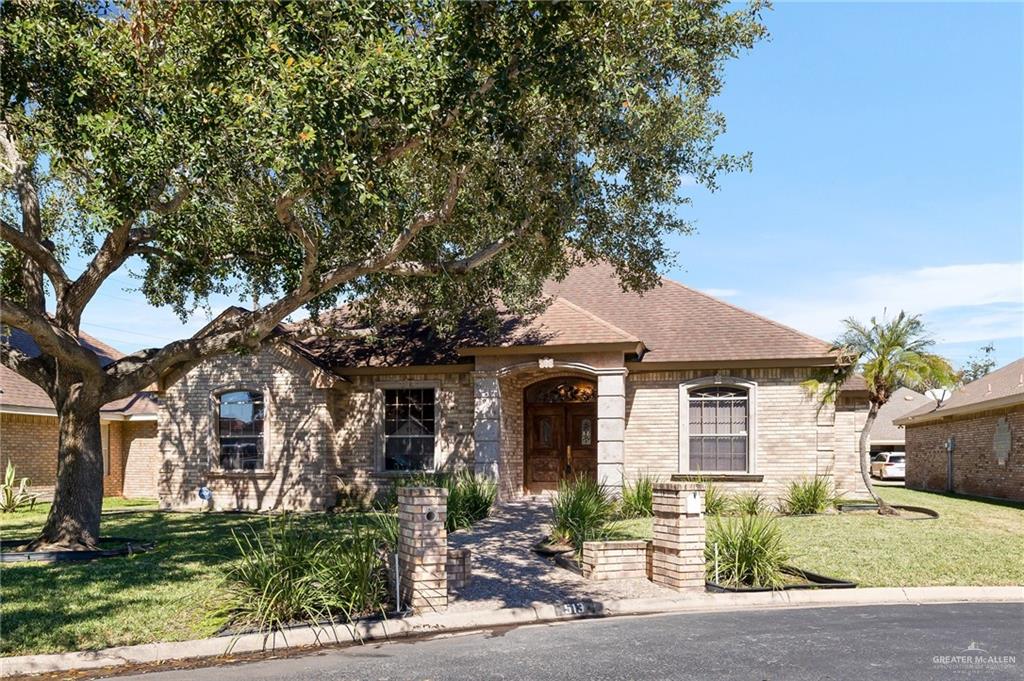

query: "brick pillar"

left=397, top=487, right=448, bottom=612
left=650, top=482, right=706, bottom=591
left=472, top=372, right=501, bottom=481
left=597, top=371, right=627, bottom=494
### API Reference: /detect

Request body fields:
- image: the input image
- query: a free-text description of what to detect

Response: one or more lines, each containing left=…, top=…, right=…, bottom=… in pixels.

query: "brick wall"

left=624, top=368, right=868, bottom=500
left=328, top=371, right=475, bottom=506
left=121, top=421, right=159, bottom=498
left=0, top=414, right=158, bottom=498
left=158, top=347, right=333, bottom=511
left=905, top=405, right=1023, bottom=501
left=0, top=413, right=58, bottom=494
left=580, top=540, right=651, bottom=581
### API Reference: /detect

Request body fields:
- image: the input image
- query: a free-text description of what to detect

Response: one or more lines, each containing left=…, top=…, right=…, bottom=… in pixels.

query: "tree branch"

left=0, top=122, right=49, bottom=311
left=0, top=340, right=53, bottom=393
left=0, top=298, right=103, bottom=376
left=0, top=216, right=71, bottom=297
left=385, top=217, right=532, bottom=277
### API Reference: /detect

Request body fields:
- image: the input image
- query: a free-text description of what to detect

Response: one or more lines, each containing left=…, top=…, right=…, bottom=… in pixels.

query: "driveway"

left=110, top=603, right=1023, bottom=680
left=444, top=499, right=674, bottom=612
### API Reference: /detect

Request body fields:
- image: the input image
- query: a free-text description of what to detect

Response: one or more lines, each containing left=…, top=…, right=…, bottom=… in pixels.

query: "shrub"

left=223, top=515, right=388, bottom=632
left=0, top=462, right=38, bottom=513
left=619, top=474, right=657, bottom=518
left=731, top=490, right=769, bottom=516
left=779, top=475, right=837, bottom=515
left=388, top=470, right=497, bottom=532
left=706, top=514, right=789, bottom=589
left=702, top=481, right=728, bottom=516
left=367, top=510, right=399, bottom=553
left=550, top=475, right=617, bottom=551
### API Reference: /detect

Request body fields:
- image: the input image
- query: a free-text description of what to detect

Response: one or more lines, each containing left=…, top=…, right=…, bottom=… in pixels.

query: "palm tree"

left=805, top=312, right=954, bottom=514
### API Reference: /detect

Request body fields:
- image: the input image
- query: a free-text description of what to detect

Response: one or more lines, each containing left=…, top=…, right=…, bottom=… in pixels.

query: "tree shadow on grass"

left=0, top=511, right=371, bottom=656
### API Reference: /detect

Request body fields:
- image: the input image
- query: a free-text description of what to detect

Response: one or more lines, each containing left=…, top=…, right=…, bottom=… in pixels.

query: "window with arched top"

left=679, top=379, right=757, bottom=474
left=217, top=390, right=265, bottom=470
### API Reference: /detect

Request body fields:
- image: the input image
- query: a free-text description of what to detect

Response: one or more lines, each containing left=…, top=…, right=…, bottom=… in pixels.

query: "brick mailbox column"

left=397, top=486, right=448, bottom=612
left=650, top=482, right=706, bottom=591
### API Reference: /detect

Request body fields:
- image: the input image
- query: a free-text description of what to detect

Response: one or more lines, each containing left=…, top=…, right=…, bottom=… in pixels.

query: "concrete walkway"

left=445, top=498, right=675, bottom=612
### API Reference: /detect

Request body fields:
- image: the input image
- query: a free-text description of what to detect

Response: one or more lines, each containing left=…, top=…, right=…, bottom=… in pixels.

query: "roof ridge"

left=552, top=296, right=640, bottom=343
left=657, top=275, right=833, bottom=353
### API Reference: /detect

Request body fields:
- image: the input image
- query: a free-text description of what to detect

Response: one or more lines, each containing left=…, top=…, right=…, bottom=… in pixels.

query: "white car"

left=870, top=452, right=906, bottom=480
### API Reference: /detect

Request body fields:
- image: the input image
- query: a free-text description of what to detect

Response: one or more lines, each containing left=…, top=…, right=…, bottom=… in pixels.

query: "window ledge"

left=671, top=473, right=764, bottom=483
left=376, top=470, right=438, bottom=478
left=208, top=470, right=274, bottom=480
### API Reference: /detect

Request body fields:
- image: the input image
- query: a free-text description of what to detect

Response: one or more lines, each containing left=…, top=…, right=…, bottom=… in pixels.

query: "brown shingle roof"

left=895, top=358, right=1024, bottom=426
left=543, top=261, right=834, bottom=363
left=869, top=387, right=932, bottom=444
left=293, top=262, right=835, bottom=370
left=0, top=328, right=158, bottom=416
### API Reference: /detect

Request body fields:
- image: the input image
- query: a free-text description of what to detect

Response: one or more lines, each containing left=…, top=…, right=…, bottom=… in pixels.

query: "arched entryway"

left=523, top=377, right=598, bottom=494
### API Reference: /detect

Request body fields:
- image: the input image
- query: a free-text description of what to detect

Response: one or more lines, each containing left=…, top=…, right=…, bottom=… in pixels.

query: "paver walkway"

left=445, top=498, right=675, bottom=612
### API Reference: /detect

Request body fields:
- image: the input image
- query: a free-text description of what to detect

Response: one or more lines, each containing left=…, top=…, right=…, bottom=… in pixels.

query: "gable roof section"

left=869, top=387, right=932, bottom=444
left=543, top=261, right=834, bottom=364
left=895, top=358, right=1024, bottom=426
left=1, top=327, right=158, bottom=417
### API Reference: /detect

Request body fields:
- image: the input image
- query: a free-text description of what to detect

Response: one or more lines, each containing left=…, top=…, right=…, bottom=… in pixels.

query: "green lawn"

left=607, top=487, right=1024, bottom=588
left=0, top=501, right=370, bottom=657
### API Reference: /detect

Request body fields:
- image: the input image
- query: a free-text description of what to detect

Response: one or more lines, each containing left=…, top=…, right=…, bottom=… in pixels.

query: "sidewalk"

left=4, top=586, right=1021, bottom=678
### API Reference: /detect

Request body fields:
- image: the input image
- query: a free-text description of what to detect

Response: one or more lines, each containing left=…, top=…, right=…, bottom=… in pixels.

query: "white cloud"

left=701, top=288, right=739, bottom=298
left=755, top=261, right=1024, bottom=346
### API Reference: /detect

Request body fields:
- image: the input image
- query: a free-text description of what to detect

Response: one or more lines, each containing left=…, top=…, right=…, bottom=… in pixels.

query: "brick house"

left=896, top=358, right=1024, bottom=502
left=0, top=328, right=160, bottom=499
left=156, top=262, right=871, bottom=511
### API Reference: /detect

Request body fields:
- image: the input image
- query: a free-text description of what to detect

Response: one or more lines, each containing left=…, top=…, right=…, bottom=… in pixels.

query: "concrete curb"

left=3, top=586, right=1022, bottom=677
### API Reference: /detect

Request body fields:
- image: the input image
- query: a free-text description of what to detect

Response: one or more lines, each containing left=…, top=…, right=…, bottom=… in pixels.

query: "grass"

left=0, top=499, right=373, bottom=656
left=604, top=487, right=1024, bottom=587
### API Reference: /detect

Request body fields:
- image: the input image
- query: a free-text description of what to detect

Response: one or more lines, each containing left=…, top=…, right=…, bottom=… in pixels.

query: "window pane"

left=384, top=388, right=436, bottom=471
left=690, top=437, right=704, bottom=471
left=385, top=437, right=434, bottom=471
left=219, top=391, right=264, bottom=470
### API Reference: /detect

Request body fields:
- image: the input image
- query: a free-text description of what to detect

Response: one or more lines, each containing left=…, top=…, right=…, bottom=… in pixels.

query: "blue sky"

left=76, top=2, right=1023, bottom=370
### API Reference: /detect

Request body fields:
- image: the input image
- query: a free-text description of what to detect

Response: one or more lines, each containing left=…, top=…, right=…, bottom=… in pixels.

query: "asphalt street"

left=112, top=603, right=1022, bottom=680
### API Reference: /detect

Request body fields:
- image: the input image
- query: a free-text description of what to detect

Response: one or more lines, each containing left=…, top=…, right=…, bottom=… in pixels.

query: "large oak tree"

left=1, top=0, right=766, bottom=548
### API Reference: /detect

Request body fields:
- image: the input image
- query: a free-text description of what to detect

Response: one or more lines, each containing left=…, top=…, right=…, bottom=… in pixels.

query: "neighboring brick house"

left=867, top=386, right=933, bottom=455
left=896, top=358, right=1024, bottom=502
left=157, top=262, right=871, bottom=511
left=0, top=328, right=160, bottom=499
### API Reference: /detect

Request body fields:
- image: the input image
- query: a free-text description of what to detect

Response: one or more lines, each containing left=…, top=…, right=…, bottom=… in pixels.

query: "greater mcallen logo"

left=933, top=641, right=1017, bottom=672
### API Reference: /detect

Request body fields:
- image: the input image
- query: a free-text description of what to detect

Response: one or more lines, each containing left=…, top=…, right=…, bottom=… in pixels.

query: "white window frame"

left=374, top=381, right=441, bottom=475
left=210, top=386, right=270, bottom=472
left=678, top=376, right=757, bottom=474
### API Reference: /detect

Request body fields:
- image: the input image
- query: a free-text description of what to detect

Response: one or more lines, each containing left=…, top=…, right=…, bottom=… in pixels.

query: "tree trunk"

left=859, top=404, right=897, bottom=516
left=30, top=388, right=105, bottom=550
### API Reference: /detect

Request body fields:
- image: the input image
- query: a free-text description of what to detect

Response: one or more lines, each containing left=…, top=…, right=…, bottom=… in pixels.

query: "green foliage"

left=0, top=461, right=37, bottom=513
left=779, top=475, right=838, bottom=515
left=696, top=480, right=728, bottom=516
left=223, top=514, right=387, bottom=632
left=550, top=475, right=617, bottom=551
left=367, top=510, right=399, bottom=554
left=1, top=0, right=767, bottom=324
left=959, top=344, right=997, bottom=384
left=619, top=474, right=657, bottom=518
left=706, top=514, right=789, bottom=589
left=803, top=311, right=955, bottom=408
left=730, top=490, right=769, bottom=516
left=389, top=470, right=497, bottom=532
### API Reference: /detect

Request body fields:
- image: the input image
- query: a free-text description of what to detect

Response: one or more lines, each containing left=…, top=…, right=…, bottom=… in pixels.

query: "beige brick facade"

left=0, top=413, right=159, bottom=499
left=625, top=368, right=868, bottom=500
left=156, top=348, right=868, bottom=509
left=905, top=405, right=1024, bottom=501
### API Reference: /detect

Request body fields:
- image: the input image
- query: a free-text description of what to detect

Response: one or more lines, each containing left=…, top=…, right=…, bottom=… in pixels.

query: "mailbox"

left=686, top=491, right=702, bottom=516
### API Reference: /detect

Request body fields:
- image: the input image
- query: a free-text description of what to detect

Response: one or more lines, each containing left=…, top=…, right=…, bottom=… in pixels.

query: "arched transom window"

left=217, top=390, right=265, bottom=470
left=687, top=386, right=749, bottom=472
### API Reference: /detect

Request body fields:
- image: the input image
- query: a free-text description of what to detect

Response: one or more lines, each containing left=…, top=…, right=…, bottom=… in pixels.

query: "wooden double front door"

left=525, top=402, right=597, bottom=494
